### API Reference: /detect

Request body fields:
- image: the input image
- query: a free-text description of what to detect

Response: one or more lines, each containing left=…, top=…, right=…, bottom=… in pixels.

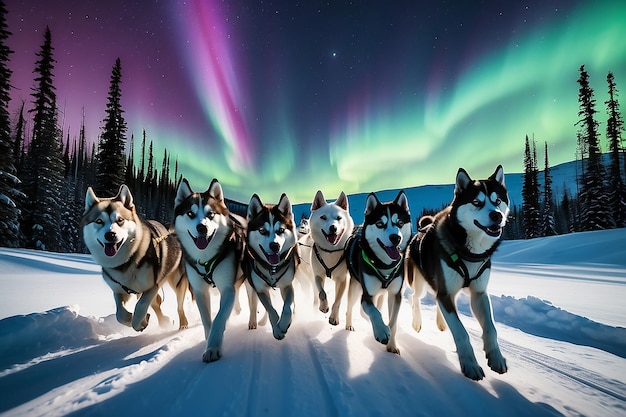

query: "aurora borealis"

left=6, top=1, right=626, bottom=204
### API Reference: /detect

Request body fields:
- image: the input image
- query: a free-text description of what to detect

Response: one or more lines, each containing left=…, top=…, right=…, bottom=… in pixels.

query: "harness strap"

left=312, top=243, right=347, bottom=278
left=103, top=269, right=139, bottom=295
left=347, top=232, right=403, bottom=289
left=243, top=245, right=298, bottom=289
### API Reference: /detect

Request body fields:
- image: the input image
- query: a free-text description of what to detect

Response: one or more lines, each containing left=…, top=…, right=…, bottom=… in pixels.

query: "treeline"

left=507, top=65, right=626, bottom=239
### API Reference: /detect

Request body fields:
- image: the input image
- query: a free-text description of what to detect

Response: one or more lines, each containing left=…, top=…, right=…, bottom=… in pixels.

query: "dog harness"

left=416, top=221, right=491, bottom=288
left=347, top=229, right=404, bottom=289
left=186, top=233, right=241, bottom=287
left=243, top=245, right=299, bottom=289
left=312, top=243, right=347, bottom=279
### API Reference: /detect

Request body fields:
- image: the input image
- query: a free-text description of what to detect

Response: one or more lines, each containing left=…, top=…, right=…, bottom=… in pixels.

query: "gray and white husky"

left=345, top=191, right=412, bottom=354
left=243, top=193, right=299, bottom=340
left=406, top=165, right=509, bottom=380
left=308, top=190, right=354, bottom=326
left=174, top=178, right=246, bottom=362
left=81, top=185, right=189, bottom=331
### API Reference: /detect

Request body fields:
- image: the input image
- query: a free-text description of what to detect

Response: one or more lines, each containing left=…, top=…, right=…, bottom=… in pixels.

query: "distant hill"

left=293, top=157, right=588, bottom=225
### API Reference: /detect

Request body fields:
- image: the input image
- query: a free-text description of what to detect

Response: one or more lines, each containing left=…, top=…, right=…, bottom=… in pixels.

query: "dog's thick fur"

left=406, top=165, right=509, bottom=380
left=81, top=185, right=189, bottom=331
left=345, top=191, right=411, bottom=354
left=174, top=178, right=246, bottom=362
left=308, top=190, right=354, bottom=326
left=243, top=193, right=298, bottom=340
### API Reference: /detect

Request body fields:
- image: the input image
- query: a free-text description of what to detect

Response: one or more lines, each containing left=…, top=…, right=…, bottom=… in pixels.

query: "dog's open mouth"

left=102, top=240, right=123, bottom=257
left=261, top=246, right=281, bottom=266
left=322, top=229, right=343, bottom=246
left=377, top=239, right=401, bottom=261
left=474, top=220, right=502, bottom=237
left=189, top=229, right=216, bottom=250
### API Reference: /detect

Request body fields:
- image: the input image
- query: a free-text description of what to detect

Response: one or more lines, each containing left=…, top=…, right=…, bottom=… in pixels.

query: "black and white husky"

left=243, top=193, right=299, bottom=340
left=345, top=191, right=412, bottom=354
left=308, top=190, right=354, bottom=326
left=406, top=165, right=509, bottom=380
left=81, top=185, right=189, bottom=331
left=174, top=178, right=246, bottom=362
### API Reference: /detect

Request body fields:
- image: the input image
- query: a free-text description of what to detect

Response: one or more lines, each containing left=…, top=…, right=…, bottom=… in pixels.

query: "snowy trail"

left=1, top=229, right=626, bottom=417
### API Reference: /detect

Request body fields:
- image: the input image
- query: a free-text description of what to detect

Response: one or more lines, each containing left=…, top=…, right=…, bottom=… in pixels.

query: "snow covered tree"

left=21, top=27, right=65, bottom=250
left=0, top=0, right=21, bottom=247
left=541, top=142, right=557, bottom=236
left=95, top=57, right=127, bottom=196
left=605, top=72, right=626, bottom=228
left=522, top=135, right=541, bottom=238
left=576, top=65, right=614, bottom=231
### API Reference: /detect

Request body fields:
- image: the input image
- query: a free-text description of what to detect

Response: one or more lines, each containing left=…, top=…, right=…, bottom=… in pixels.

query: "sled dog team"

left=81, top=165, right=509, bottom=380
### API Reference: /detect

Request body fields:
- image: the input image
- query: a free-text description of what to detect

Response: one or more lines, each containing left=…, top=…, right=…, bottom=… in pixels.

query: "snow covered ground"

left=0, top=229, right=625, bottom=417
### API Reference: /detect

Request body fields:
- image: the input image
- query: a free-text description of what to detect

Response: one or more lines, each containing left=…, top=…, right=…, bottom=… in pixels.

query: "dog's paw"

left=248, top=322, right=258, bottom=330
left=411, top=321, right=422, bottom=332
left=345, top=324, right=355, bottom=331
left=272, top=328, right=286, bottom=340
left=329, top=315, right=339, bottom=326
left=373, top=324, right=391, bottom=345
left=202, top=347, right=222, bottom=363
left=460, top=356, right=485, bottom=381
left=132, top=313, right=150, bottom=332
left=487, top=350, right=508, bottom=374
left=386, top=345, right=401, bottom=355
left=157, top=314, right=172, bottom=328
left=319, top=300, right=329, bottom=314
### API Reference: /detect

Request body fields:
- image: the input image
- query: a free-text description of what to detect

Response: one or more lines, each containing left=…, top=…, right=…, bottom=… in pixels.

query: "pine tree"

left=605, top=71, right=626, bottom=228
left=95, top=57, right=127, bottom=196
left=522, top=135, right=541, bottom=238
left=576, top=65, right=614, bottom=231
left=541, top=142, right=557, bottom=236
left=0, top=0, right=20, bottom=247
left=20, top=27, right=65, bottom=250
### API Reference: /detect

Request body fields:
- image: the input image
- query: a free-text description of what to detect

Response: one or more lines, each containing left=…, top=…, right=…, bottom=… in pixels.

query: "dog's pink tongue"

left=195, top=236, right=209, bottom=250
left=325, top=233, right=338, bottom=245
left=104, top=243, right=118, bottom=257
left=385, top=246, right=401, bottom=261
left=266, top=253, right=280, bottom=266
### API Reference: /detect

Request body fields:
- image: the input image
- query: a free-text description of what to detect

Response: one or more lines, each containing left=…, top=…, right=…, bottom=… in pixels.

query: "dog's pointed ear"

left=311, top=190, right=326, bottom=211
left=84, top=187, right=99, bottom=213
left=247, top=194, right=264, bottom=221
left=175, top=178, right=193, bottom=208
left=277, top=193, right=293, bottom=219
left=490, top=165, right=505, bottom=186
left=364, top=192, right=380, bottom=217
left=208, top=178, right=224, bottom=201
left=394, top=190, right=409, bottom=215
left=455, top=168, right=472, bottom=193
left=117, top=185, right=134, bottom=209
left=335, top=191, right=349, bottom=211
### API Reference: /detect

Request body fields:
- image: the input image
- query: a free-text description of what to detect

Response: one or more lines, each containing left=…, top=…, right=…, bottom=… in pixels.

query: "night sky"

left=5, top=1, right=626, bottom=204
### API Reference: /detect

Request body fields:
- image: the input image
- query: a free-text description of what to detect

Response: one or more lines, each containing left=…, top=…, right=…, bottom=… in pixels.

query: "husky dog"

left=345, top=191, right=411, bottom=354
left=174, top=178, right=246, bottom=362
left=297, top=215, right=310, bottom=237
left=243, top=193, right=299, bottom=340
left=81, top=185, right=189, bottom=331
left=406, top=165, right=509, bottom=380
left=309, top=190, right=354, bottom=326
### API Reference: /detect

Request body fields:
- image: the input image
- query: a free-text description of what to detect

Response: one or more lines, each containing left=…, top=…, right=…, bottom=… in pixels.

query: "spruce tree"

left=95, top=57, right=127, bottom=196
left=0, top=0, right=20, bottom=247
left=605, top=72, right=626, bottom=227
left=522, top=135, right=541, bottom=238
left=541, top=142, right=557, bottom=236
left=23, top=27, right=65, bottom=250
left=576, top=65, right=614, bottom=231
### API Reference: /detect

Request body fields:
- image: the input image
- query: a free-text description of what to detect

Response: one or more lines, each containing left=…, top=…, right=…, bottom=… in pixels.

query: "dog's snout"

left=196, top=223, right=208, bottom=235
left=269, top=242, right=280, bottom=253
left=389, top=234, right=401, bottom=246
left=104, top=231, right=116, bottom=242
left=329, top=224, right=337, bottom=234
left=490, top=211, right=503, bottom=223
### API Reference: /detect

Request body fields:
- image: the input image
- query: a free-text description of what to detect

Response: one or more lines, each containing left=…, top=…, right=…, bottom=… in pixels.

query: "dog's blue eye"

left=320, top=215, right=327, bottom=221
left=494, top=198, right=502, bottom=205
left=187, top=210, right=195, bottom=218
left=396, top=220, right=404, bottom=227
left=116, top=217, right=125, bottom=225
left=94, top=219, right=104, bottom=225
left=276, top=227, right=285, bottom=235
left=207, top=212, right=216, bottom=220
left=472, top=199, right=482, bottom=207
left=336, top=216, right=342, bottom=221
left=375, top=221, right=385, bottom=228
left=259, top=227, right=268, bottom=236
